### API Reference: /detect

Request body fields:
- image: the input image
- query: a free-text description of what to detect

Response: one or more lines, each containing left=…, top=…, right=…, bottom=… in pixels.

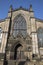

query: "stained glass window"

left=37, top=28, right=43, bottom=47
left=13, top=14, right=27, bottom=38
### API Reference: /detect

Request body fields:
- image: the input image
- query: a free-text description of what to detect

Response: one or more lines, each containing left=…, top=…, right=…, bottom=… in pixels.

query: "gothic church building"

left=0, top=5, right=43, bottom=65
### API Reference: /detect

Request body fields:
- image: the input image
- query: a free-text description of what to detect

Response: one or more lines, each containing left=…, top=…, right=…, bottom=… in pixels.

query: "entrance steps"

left=7, top=60, right=43, bottom=65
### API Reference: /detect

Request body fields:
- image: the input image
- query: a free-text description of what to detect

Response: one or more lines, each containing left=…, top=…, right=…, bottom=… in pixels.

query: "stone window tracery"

left=37, top=27, right=43, bottom=47
left=13, top=14, right=27, bottom=38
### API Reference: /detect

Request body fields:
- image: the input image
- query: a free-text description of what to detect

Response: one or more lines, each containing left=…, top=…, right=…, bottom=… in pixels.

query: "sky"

left=0, top=0, right=43, bottom=20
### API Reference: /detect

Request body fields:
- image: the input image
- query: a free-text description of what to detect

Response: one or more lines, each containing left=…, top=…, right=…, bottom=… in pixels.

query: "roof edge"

left=35, top=18, right=43, bottom=22
left=8, top=7, right=29, bottom=13
left=0, top=17, right=10, bottom=23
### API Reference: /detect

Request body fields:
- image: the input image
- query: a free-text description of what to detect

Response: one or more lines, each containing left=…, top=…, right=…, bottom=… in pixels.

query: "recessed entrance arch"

left=10, top=38, right=27, bottom=60
left=14, top=42, right=23, bottom=60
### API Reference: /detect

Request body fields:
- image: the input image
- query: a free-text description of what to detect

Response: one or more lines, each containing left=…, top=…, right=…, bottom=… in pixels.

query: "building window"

left=13, top=14, right=27, bottom=38
left=0, top=28, right=2, bottom=47
left=37, top=28, right=43, bottom=47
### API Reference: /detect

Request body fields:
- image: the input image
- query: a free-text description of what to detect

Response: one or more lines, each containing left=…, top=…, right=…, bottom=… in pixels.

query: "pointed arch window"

left=0, top=28, right=2, bottom=47
left=37, top=27, right=43, bottom=47
left=13, top=14, right=27, bottom=38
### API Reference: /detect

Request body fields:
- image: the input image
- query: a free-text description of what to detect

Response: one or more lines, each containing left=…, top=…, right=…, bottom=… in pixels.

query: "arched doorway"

left=14, top=42, right=23, bottom=60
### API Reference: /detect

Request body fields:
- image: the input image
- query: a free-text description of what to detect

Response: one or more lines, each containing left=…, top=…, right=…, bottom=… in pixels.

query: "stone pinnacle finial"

left=29, top=4, right=33, bottom=12
left=20, top=6, right=23, bottom=9
left=30, top=4, right=32, bottom=8
left=9, top=5, right=13, bottom=12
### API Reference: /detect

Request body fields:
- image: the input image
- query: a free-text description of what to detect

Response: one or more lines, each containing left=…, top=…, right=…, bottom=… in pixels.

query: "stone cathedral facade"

left=0, top=5, right=43, bottom=65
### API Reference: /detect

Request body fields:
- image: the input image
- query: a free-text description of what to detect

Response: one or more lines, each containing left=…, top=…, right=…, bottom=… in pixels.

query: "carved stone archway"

left=14, top=43, right=23, bottom=60
left=10, top=35, right=27, bottom=60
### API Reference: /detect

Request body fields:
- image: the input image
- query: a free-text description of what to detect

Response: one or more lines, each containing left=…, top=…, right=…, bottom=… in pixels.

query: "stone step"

left=8, top=60, right=34, bottom=65
left=7, top=60, right=43, bottom=65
